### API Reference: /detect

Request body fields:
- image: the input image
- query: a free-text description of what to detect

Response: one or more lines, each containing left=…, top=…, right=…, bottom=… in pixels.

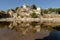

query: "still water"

left=0, top=22, right=60, bottom=40
left=0, top=28, right=50, bottom=40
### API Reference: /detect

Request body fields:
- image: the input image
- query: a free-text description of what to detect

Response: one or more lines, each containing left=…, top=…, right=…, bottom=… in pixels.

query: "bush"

left=30, top=12, right=38, bottom=18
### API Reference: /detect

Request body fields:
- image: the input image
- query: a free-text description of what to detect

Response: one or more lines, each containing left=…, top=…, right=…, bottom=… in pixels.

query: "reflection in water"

left=42, top=30, right=60, bottom=40
left=0, top=22, right=60, bottom=40
left=0, top=22, right=10, bottom=28
left=0, top=28, right=22, bottom=40
left=0, top=28, right=49, bottom=40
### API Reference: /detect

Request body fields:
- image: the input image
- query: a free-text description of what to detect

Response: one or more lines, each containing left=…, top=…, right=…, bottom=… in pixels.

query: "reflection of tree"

left=41, top=23, right=54, bottom=32
left=30, top=21, right=38, bottom=27
left=53, top=25, right=60, bottom=31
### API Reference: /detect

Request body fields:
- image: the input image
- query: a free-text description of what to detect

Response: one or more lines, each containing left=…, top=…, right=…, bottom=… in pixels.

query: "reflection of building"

left=0, top=13, right=11, bottom=18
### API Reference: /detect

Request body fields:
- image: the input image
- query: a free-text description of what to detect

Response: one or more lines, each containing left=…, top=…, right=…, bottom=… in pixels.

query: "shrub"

left=30, top=12, right=38, bottom=18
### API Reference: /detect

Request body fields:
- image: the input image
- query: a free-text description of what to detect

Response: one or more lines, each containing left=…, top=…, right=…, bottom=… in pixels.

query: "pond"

left=0, top=22, right=60, bottom=40
left=0, top=28, right=50, bottom=40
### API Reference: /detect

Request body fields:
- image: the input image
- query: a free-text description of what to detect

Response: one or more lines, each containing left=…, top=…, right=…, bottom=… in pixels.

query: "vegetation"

left=56, top=8, right=60, bottom=14
left=15, top=7, right=19, bottom=11
left=53, top=25, right=60, bottom=31
left=0, top=10, right=6, bottom=14
left=1, top=4, right=60, bottom=34
left=31, top=4, right=37, bottom=9
left=30, top=12, right=38, bottom=18
left=41, top=8, right=60, bottom=14
left=7, top=9, right=16, bottom=13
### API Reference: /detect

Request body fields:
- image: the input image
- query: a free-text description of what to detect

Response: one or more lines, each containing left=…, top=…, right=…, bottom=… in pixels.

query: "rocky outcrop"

left=0, top=5, right=41, bottom=34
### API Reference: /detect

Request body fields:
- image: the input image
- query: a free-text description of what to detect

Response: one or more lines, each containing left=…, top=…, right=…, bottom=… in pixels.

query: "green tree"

left=15, top=7, right=19, bottom=11
left=31, top=4, right=37, bottom=9
left=30, top=12, right=38, bottom=18
left=48, top=8, right=56, bottom=12
left=56, top=8, right=60, bottom=14
left=43, top=9, right=48, bottom=14
left=43, top=8, right=57, bottom=14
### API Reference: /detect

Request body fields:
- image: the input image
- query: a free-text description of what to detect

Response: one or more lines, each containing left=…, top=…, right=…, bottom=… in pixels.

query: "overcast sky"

left=0, top=0, right=60, bottom=11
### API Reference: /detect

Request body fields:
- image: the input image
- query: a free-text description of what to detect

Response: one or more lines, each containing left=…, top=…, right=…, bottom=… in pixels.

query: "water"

left=0, top=22, right=60, bottom=40
left=41, top=30, right=60, bottom=40
left=0, top=28, right=50, bottom=40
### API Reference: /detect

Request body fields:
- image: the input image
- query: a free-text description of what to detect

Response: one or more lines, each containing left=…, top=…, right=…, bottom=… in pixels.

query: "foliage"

left=53, top=25, right=60, bottom=31
left=30, top=12, right=38, bottom=18
left=15, top=7, right=19, bottom=10
left=43, top=9, right=48, bottom=14
left=7, top=9, right=16, bottom=13
left=0, top=10, right=5, bottom=14
left=56, top=8, right=60, bottom=14
left=31, top=4, right=37, bottom=9
left=48, top=8, right=56, bottom=12
left=11, top=9, right=16, bottom=13
left=42, top=8, right=60, bottom=14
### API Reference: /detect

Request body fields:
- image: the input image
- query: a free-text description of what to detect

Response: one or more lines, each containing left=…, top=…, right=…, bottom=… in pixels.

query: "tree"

left=48, top=8, right=56, bottom=12
left=11, top=9, right=16, bottom=13
left=43, top=8, right=57, bottom=14
left=30, top=12, right=38, bottom=18
left=31, top=4, right=37, bottom=9
left=41, top=9, right=43, bottom=15
left=56, top=8, right=60, bottom=14
left=0, top=10, right=6, bottom=14
left=15, top=7, right=19, bottom=11
left=43, top=9, right=48, bottom=14
left=7, top=9, right=16, bottom=13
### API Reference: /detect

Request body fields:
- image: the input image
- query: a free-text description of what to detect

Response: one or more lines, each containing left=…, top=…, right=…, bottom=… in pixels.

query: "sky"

left=0, top=0, right=60, bottom=11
